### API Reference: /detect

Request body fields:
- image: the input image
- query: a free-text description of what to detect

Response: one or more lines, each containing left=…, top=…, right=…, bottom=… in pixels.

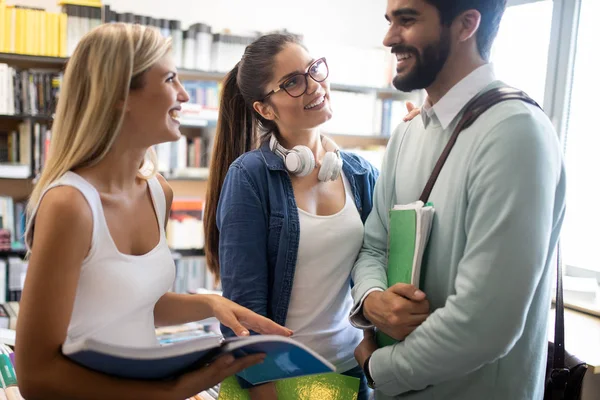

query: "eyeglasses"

left=262, top=57, right=329, bottom=100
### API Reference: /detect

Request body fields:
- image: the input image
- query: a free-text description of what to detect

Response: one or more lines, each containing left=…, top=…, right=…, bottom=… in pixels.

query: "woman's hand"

left=403, top=101, right=421, bottom=122
left=176, top=353, right=266, bottom=399
left=207, top=295, right=293, bottom=337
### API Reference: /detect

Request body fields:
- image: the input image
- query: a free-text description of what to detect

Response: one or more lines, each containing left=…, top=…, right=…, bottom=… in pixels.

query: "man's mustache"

left=391, top=45, right=418, bottom=56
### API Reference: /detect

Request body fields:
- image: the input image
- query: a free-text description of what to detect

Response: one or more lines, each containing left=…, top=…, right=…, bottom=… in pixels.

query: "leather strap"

left=554, top=245, right=566, bottom=369
left=419, top=87, right=541, bottom=203
left=550, top=244, right=570, bottom=399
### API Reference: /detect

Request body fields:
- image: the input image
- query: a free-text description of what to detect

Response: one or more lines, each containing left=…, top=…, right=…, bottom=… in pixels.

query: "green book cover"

left=218, top=373, right=359, bottom=400
left=377, top=207, right=418, bottom=347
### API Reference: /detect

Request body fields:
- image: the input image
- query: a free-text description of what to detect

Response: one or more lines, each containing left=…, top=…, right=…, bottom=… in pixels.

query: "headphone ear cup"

left=284, top=151, right=303, bottom=175
left=331, top=155, right=343, bottom=181
left=318, top=152, right=337, bottom=182
left=292, top=145, right=315, bottom=177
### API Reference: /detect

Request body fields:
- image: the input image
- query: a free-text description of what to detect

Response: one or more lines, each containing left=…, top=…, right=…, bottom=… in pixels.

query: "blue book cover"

left=61, top=334, right=335, bottom=384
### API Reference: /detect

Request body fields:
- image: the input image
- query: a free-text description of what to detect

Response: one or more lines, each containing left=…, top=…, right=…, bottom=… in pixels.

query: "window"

left=490, top=0, right=554, bottom=106
left=561, top=0, right=600, bottom=274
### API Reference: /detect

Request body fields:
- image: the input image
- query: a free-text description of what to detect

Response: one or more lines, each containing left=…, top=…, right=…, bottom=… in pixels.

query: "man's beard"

left=391, top=33, right=451, bottom=92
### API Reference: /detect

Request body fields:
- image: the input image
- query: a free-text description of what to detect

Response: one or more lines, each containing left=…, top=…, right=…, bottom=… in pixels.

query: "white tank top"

left=285, top=172, right=364, bottom=373
left=26, top=171, right=176, bottom=348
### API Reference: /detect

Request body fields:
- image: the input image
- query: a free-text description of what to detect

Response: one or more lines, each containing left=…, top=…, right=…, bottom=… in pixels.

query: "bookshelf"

left=0, top=19, right=406, bottom=259
left=0, top=51, right=396, bottom=184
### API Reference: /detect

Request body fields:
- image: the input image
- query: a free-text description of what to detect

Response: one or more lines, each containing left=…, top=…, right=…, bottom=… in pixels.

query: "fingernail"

left=415, top=290, right=425, bottom=297
left=241, top=330, right=249, bottom=336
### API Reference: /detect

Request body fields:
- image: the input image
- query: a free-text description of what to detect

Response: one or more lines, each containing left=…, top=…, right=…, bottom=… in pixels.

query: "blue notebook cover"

left=61, top=334, right=335, bottom=384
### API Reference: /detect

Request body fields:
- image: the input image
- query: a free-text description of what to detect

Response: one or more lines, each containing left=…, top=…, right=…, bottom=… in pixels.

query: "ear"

left=454, top=9, right=481, bottom=42
left=253, top=101, right=277, bottom=121
left=116, top=98, right=130, bottom=112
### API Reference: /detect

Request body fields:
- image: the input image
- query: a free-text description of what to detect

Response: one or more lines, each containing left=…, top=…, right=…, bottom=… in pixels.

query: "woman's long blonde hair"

left=27, top=23, right=172, bottom=219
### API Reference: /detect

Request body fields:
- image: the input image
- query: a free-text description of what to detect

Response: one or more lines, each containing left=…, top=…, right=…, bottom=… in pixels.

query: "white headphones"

left=269, top=135, right=343, bottom=182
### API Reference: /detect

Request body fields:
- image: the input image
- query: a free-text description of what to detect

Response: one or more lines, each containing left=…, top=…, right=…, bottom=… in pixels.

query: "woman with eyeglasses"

left=203, top=33, right=378, bottom=400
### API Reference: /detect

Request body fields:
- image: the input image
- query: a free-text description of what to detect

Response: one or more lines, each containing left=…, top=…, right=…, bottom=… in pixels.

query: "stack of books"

left=377, top=200, right=435, bottom=347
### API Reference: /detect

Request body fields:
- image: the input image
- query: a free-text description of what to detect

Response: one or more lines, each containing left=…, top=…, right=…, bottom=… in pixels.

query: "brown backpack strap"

left=419, top=87, right=541, bottom=203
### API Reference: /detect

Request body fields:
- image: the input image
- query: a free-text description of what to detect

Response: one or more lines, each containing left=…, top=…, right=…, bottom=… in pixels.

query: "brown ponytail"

left=204, top=64, right=254, bottom=280
left=204, top=33, right=302, bottom=281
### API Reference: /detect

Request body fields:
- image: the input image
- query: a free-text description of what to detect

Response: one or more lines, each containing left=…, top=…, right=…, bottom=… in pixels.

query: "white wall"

left=18, top=0, right=390, bottom=50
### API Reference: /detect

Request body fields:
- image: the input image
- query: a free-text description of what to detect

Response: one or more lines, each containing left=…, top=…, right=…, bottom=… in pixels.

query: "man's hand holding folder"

left=362, top=284, right=430, bottom=341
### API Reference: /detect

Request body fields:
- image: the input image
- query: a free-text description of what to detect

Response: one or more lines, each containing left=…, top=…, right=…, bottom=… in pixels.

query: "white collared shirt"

left=421, top=63, right=497, bottom=129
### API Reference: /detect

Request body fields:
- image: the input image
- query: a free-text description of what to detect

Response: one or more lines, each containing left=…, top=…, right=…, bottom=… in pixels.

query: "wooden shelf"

left=168, top=179, right=208, bottom=198
left=171, top=248, right=205, bottom=257
left=0, top=114, right=53, bottom=122
left=178, top=69, right=228, bottom=81
left=0, top=249, right=27, bottom=257
left=0, top=178, right=34, bottom=200
left=0, top=53, right=67, bottom=69
left=0, top=114, right=214, bottom=129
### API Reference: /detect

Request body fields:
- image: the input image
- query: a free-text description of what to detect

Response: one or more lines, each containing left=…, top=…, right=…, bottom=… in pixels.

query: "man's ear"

left=454, top=9, right=481, bottom=42
left=253, top=101, right=276, bottom=121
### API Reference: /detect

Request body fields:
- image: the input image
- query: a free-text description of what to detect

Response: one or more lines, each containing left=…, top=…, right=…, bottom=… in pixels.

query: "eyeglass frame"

left=260, top=57, right=329, bottom=101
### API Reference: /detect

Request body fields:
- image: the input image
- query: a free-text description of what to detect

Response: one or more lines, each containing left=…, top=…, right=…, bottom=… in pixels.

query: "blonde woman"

left=16, top=23, right=291, bottom=400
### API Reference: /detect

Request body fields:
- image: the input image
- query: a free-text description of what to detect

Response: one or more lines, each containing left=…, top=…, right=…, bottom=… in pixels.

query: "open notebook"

left=62, top=334, right=335, bottom=385
left=377, top=200, right=435, bottom=347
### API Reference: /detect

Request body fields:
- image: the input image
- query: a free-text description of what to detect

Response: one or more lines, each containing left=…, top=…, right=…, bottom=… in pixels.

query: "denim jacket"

left=217, top=140, right=379, bottom=341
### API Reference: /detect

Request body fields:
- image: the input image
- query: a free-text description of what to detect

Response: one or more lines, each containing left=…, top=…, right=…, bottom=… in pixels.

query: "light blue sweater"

left=351, top=82, right=566, bottom=399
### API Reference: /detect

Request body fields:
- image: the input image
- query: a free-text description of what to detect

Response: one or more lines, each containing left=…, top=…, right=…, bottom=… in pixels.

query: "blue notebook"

left=61, top=334, right=335, bottom=385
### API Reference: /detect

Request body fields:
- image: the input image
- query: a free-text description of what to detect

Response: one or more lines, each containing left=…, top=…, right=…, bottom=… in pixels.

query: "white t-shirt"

left=285, top=172, right=364, bottom=373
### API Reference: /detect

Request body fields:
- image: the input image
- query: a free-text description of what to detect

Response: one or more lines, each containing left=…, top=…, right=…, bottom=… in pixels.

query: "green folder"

left=218, top=373, right=359, bottom=400
left=377, top=201, right=434, bottom=348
